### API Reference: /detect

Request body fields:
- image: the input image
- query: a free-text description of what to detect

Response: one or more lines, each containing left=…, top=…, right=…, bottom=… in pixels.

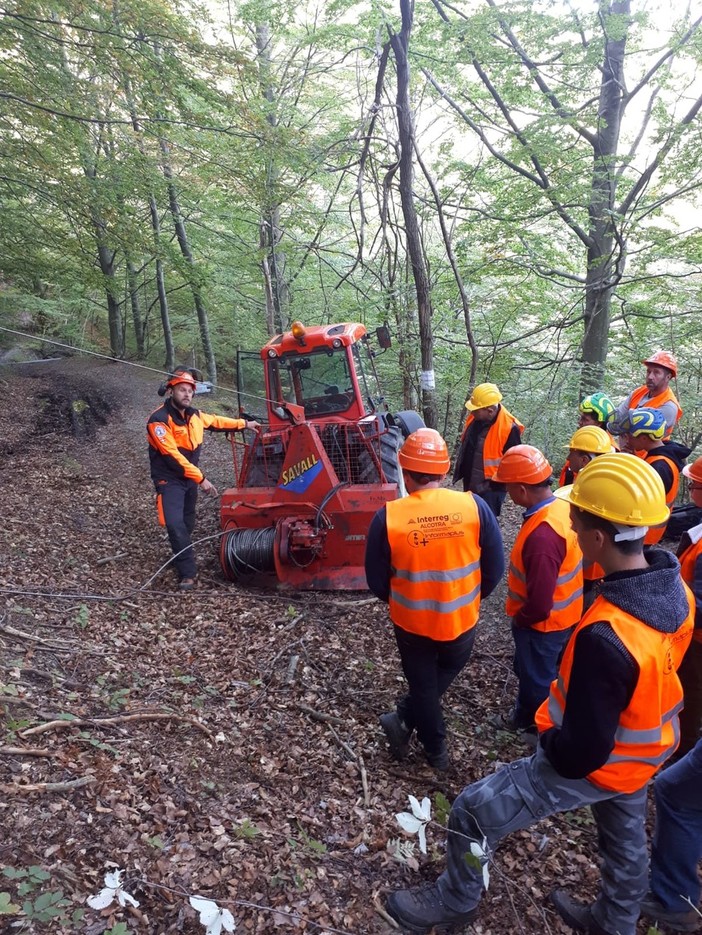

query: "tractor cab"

left=220, top=321, right=422, bottom=590
left=237, top=322, right=388, bottom=427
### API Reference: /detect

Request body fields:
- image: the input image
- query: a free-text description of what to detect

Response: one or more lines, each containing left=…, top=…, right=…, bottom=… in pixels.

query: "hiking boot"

left=379, top=712, right=412, bottom=760
left=640, top=893, right=701, bottom=932
left=386, top=883, right=478, bottom=933
left=178, top=577, right=196, bottom=592
left=425, top=742, right=449, bottom=771
left=549, top=890, right=612, bottom=934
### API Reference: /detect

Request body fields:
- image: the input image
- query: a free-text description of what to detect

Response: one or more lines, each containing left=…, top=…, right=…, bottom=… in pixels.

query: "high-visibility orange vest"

left=535, top=590, right=694, bottom=793
left=629, top=386, right=682, bottom=441
left=643, top=451, right=680, bottom=545
left=679, top=536, right=702, bottom=644
left=461, top=406, right=524, bottom=479
left=505, top=498, right=583, bottom=632
left=386, top=488, right=482, bottom=641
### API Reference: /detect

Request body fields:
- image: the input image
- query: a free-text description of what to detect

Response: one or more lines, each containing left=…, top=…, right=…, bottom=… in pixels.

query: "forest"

left=2, top=0, right=702, bottom=459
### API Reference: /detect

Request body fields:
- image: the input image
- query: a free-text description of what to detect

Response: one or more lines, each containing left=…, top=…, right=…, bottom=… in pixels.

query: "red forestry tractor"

left=219, top=321, right=423, bottom=589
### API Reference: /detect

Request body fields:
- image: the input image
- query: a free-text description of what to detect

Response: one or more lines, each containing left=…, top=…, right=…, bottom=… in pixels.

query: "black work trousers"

left=393, top=624, right=476, bottom=757
left=159, top=478, right=198, bottom=579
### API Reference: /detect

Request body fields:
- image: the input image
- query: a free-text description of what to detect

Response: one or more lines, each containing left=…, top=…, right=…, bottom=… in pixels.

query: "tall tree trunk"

left=159, top=137, right=217, bottom=384
left=127, top=257, right=145, bottom=357
left=123, top=71, right=175, bottom=371
left=389, top=0, right=437, bottom=428
left=256, top=23, right=289, bottom=334
left=580, top=0, right=630, bottom=393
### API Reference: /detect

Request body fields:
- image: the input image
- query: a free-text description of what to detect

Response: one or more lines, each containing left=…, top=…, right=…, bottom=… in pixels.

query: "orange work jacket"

left=461, top=406, right=524, bottom=479
left=629, top=386, right=682, bottom=441
left=679, top=536, right=702, bottom=644
left=386, top=488, right=482, bottom=641
left=506, top=498, right=583, bottom=632
left=536, top=591, right=694, bottom=793
left=643, top=451, right=680, bottom=545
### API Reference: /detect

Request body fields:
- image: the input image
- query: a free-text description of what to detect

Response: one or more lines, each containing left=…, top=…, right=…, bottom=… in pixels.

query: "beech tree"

left=420, top=0, right=702, bottom=390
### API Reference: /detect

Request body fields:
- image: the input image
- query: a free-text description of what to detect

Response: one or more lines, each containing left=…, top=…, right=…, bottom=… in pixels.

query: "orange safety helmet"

left=492, top=444, right=553, bottom=485
left=642, top=351, right=677, bottom=377
left=166, top=369, right=197, bottom=389
left=398, top=428, right=450, bottom=474
left=683, top=456, right=702, bottom=485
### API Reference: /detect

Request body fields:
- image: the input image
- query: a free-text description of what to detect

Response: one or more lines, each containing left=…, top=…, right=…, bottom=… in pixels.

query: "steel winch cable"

left=221, top=526, right=276, bottom=579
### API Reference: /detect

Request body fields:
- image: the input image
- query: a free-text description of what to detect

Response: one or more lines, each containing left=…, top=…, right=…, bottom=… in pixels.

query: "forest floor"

left=0, top=354, right=658, bottom=935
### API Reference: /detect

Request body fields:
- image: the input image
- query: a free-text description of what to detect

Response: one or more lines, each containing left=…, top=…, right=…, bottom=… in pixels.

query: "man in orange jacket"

left=147, top=369, right=260, bottom=590
left=613, top=350, right=682, bottom=439
left=386, top=453, right=693, bottom=935
left=491, top=445, right=583, bottom=738
left=453, top=383, right=524, bottom=517
left=365, top=429, right=504, bottom=770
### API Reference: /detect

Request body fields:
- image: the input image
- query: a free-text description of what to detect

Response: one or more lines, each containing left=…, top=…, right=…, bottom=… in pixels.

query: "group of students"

left=365, top=351, right=702, bottom=934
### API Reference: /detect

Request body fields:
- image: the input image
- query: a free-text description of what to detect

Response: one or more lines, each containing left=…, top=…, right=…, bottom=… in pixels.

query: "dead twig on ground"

left=0, top=745, right=55, bottom=757
left=0, top=776, right=96, bottom=795
left=19, top=711, right=215, bottom=741
left=295, top=703, right=343, bottom=726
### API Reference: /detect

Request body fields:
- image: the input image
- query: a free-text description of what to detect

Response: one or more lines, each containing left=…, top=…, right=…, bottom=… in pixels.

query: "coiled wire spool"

left=221, top=527, right=276, bottom=579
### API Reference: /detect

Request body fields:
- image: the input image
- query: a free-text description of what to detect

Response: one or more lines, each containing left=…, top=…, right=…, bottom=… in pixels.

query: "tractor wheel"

left=389, top=409, right=425, bottom=438
left=353, top=422, right=403, bottom=486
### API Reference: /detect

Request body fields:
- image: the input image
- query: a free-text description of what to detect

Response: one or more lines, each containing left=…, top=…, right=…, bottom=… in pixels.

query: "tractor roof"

left=261, top=322, right=367, bottom=358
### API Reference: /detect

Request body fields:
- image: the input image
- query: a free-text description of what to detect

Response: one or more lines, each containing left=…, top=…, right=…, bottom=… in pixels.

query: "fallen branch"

left=0, top=776, right=96, bottom=795
left=373, top=895, right=399, bottom=929
left=295, top=703, right=343, bottom=726
left=285, top=654, right=300, bottom=686
left=328, top=726, right=370, bottom=807
left=1, top=624, right=71, bottom=649
left=96, top=552, right=128, bottom=566
left=19, top=712, right=215, bottom=741
left=0, top=745, right=55, bottom=757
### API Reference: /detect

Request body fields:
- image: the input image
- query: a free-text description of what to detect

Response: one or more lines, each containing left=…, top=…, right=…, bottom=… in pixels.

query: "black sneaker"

left=379, top=712, right=412, bottom=760
left=640, top=893, right=701, bottom=932
left=549, top=890, right=612, bottom=934
left=178, top=577, right=196, bottom=592
left=386, top=883, right=478, bottom=933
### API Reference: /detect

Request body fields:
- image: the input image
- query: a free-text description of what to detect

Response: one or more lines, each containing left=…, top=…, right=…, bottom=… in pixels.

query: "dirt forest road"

left=0, top=354, right=643, bottom=934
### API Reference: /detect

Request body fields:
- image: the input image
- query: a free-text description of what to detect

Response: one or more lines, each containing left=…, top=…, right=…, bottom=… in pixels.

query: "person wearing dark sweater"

left=610, top=407, right=690, bottom=544
left=365, top=428, right=504, bottom=771
left=452, top=383, right=523, bottom=516
left=490, top=445, right=583, bottom=737
left=385, top=453, right=693, bottom=935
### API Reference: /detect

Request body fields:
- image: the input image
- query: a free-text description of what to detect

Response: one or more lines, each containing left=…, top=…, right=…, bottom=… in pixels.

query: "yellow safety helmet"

left=465, top=383, right=502, bottom=411
left=566, top=426, right=613, bottom=455
left=555, top=453, right=669, bottom=527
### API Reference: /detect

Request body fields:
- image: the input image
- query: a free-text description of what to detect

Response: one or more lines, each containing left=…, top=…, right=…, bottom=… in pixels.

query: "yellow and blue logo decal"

left=279, top=455, right=323, bottom=493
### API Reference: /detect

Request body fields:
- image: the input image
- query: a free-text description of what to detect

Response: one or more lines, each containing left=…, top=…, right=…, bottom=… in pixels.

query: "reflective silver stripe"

left=552, top=587, right=583, bottom=611
left=390, top=582, right=481, bottom=614
left=548, top=690, right=564, bottom=727
left=613, top=701, right=683, bottom=746
left=605, top=745, right=677, bottom=768
left=509, top=563, right=526, bottom=583
left=483, top=457, right=502, bottom=468
left=556, top=562, right=582, bottom=586
left=506, top=588, right=523, bottom=604
left=394, top=558, right=481, bottom=584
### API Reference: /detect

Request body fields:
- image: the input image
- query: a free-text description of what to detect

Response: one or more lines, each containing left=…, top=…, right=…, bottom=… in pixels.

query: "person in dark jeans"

left=452, top=383, right=523, bottom=517
left=365, top=428, right=504, bottom=770
left=640, top=738, right=702, bottom=932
